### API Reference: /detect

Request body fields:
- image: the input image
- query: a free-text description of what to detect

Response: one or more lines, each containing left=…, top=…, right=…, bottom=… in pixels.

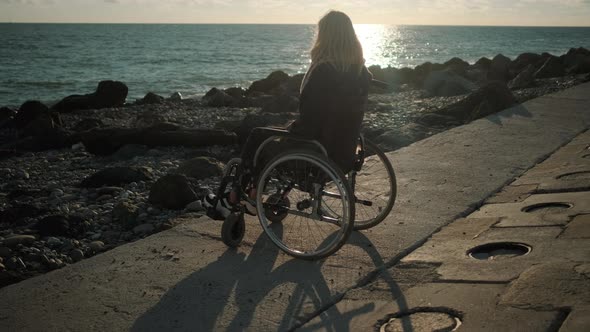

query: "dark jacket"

left=290, top=62, right=372, bottom=173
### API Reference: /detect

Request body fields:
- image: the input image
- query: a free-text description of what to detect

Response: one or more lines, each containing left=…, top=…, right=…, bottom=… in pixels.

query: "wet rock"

left=509, top=65, right=536, bottom=89
left=1, top=235, right=36, bottom=248
left=203, top=88, right=235, bottom=107
left=112, top=202, right=140, bottom=229
left=137, top=92, right=165, bottom=105
left=80, top=166, right=153, bottom=188
left=488, top=54, right=512, bottom=81
left=534, top=56, right=565, bottom=78
left=261, top=94, right=299, bottom=113
left=148, top=174, right=197, bottom=210
left=52, top=80, right=128, bottom=113
left=175, top=157, right=223, bottom=180
left=247, top=70, right=290, bottom=95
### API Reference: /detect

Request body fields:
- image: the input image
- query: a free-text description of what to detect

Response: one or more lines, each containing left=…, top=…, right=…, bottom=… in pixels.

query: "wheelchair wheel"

left=221, top=212, right=245, bottom=247
left=256, top=151, right=354, bottom=260
left=351, top=139, right=397, bottom=230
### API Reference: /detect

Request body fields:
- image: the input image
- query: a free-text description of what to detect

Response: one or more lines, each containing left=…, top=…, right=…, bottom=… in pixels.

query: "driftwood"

left=78, top=124, right=238, bottom=155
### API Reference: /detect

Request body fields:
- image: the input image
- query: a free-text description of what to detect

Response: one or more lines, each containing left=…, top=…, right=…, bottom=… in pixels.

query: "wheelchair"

left=215, top=132, right=396, bottom=260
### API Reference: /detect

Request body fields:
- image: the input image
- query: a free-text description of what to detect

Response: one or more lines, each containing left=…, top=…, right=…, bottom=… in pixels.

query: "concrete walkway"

left=1, top=83, right=589, bottom=331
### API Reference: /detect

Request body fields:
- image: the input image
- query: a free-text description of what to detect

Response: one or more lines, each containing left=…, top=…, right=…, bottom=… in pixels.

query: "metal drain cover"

left=378, top=309, right=461, bottom=332
left=557, top=171, right=590, bottom=181
left=522, top=202, right=572, bottom=214
left=468, top=242, right=531, bottom=260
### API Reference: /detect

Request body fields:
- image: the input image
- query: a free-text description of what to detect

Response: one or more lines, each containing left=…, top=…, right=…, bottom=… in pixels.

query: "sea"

left=1, top=24, right=589, bottom=107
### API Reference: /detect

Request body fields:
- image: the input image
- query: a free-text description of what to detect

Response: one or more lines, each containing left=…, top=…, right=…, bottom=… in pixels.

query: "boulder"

left=148, top=174, right=197, bottom=210
left=111, top=144, right=149, bottom=160
left=439, top=81, right=517, bottom=122
left=510, top=53, right=542, bottom=75
left=534, top=56, right=565, bottom=78
left=410, top=62, right=445, bottom=86
left=247, top=70, right=290, bottom=95
left=203, top=88, right=236, bottom=107
left=169, top=92, right=183, bottom=101
left=509, top=64, right=536, bottom=89
left=488, top=54, right=512, bottom=81
left=175, top=157, right=223, bottom=180
left=284, top=74, right=305, bottom=96
left=13, top=101, right=50, bottom=129
left=443, top=57, right=470, bottom=74
left=52, top=80, right=128, bottom=112
left=224, top=87, right=246, bottom=99
left=261, top=94, right=299, bottom=113
left=423, top=69, right=477, bottom=97
left=78, top=125, right=237, bottom=155
left=0, top=107, right=16, bottom=127
left=561, top=47, right=590, bottom=74
left=475, top=57, right=492, bottom=69
left=137, top=92, right=165, bottom=105
left=80, top=166, right=153, bottom=188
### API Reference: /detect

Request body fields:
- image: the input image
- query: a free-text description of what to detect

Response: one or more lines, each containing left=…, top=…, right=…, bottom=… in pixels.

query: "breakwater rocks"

left=1, top=48, right=589, bottom=288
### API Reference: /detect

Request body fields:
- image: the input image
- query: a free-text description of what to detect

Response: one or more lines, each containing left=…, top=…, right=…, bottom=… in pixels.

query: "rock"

left=284, top=74, right=305, bottom=96
left=137, top=92, right=165, bottom=105
left=185, top=200, right=204, bottom=212
left=169, top=92, right=183, bottom=101
left=203, top=88, right=235, bottom=107
left=0, top=247, right=12, bottom=257
left=439, top=81, right=517, bottom=122
left=133, top=223, right=155, bottom=235
left=112, top=202, right=140, bottom=229
left=88, top=241, right=105, bottom=253
left=1, top=235, right=36, bottom=248
left=35, top=215, right=88, bottom=237
left=70, top=249, right=84, bottom=262
left=416, top=113, right=462, bottom=127
left=52, top=80, right=128, bottom=112
left=45, top=237, right=62, bottom=248
left=224, top=87, right=246, bottom=99
left=12, top=100, right=49, bottom=129
left=80, top=166, right=153, bottom=188
left=0, top=107, right=16, bottom=126
left=0, top=203, right=45, bottom=224
left=475, top=57, right=492, bottom=69
left=423, top=69, right=476, bottom=97
left=410, top=62, right=444, bottom=86
left=509, top=65, right=536, bottom=89
left=148, top=174, right=197, bottom=210
left=443, top=57, right=470, bottom=74
left=5, top=257, right=26, bottom=270
left=488, top=54, right=512, bottom=81
left=247, top=70, right=290, bottom=95
left=97, top=186, right=124, bottom=195
left=562, top=47, right=590, bottom=74
left=73, top=118, right=104, bottom=132
left=510, top=52, right=543, bottom=75
left=261, top=94, right=300, bottom=113
left=175, top=157, right=223, bottom=180
left=79, top=125, right=237, bottom=156
left=111, top=144, right=149, bottom=160
left=534, top=56, right=565, bottom=78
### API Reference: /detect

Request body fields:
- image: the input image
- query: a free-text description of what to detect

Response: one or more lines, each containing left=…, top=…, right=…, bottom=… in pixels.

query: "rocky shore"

left=1, top=48, right=589, bottom=288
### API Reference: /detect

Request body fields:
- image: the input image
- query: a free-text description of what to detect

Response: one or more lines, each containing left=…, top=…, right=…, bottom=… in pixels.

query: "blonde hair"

left=310, top=11, right=364, bottom=73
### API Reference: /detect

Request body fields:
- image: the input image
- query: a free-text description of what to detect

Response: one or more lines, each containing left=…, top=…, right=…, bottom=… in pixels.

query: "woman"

left=205, top=10, right=372, bottom=218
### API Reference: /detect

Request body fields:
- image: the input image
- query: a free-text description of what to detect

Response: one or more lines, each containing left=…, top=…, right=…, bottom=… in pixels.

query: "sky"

left=1, top=0, right=590, bottom=26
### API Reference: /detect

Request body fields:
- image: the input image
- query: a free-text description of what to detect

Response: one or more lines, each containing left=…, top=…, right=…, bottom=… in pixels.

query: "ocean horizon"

left=1, top=23, right=589, bottom=107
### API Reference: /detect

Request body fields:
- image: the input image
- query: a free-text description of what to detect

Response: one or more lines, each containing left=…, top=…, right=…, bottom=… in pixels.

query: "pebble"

left=185, top=200, right=203, bottom=212
left=46, top=237, right=62, bottom=248
left=6, top=257, right=26, bottom=270
left=0, top=262, right=5, bottom=271
left=133, top=223, right=155, bottom=235
left=51, top=189, right=64, bottom=197
left=70, top=249, right=84, bottom=262
left=0, top=246, right=12, bottom=257
left=88, top=241, right=105, bottom=253
left=96, top=194, right=112, bottom=202
left=16, top=169, right=30, bottom=180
